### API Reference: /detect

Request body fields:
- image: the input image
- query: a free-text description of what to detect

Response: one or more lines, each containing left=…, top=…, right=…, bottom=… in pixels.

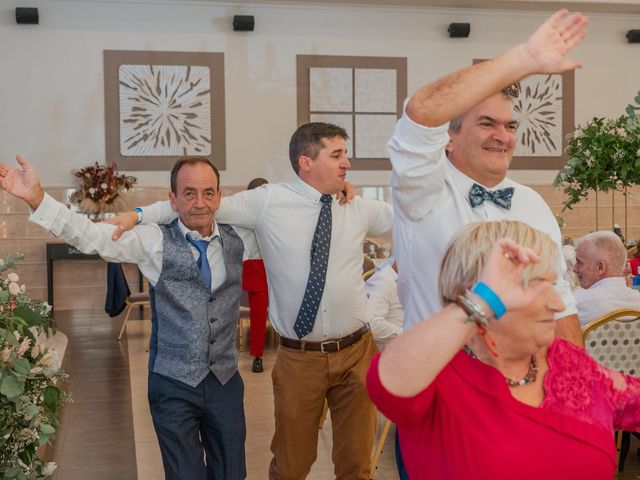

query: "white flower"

left=88, top=187, right=96, bottom=194
left=16, top=337, right=30, bottom=357
left=31, top=345, right=40, bottom=358
left=29, top=366, right=43, bottom=375
left=20, top=284, right=25, bottom=293
left=84, top=172, right=91, bottom=178
left=42, top=463, right=57, bottom=475
left=1, top=348, right=11, bottom=362
left=9, top=282, right=20, bottom=295
left=39, top=353, right=55, bottom=368
left=101, top=183, right=108, bottom=190
left=7, top=272, right=19, bottom=282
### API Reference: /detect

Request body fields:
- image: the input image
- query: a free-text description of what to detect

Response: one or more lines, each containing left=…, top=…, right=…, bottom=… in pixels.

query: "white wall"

left=1, top=0, right=639, bottom=187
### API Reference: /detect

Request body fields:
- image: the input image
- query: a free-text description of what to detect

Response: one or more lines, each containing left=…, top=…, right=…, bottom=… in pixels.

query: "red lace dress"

left=366, top=338, right=640, bottom=480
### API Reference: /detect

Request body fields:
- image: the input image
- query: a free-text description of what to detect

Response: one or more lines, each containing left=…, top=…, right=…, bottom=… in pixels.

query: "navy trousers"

left=148, top=371, right=246, bottom=480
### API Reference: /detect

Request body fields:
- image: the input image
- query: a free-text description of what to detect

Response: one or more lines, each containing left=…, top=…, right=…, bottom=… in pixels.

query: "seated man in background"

left=573, top=231, right=640, bottom=326
left=365, top=261, right=403, bottom=350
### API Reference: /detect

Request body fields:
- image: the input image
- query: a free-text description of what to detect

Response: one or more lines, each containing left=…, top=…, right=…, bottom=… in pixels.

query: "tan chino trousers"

left=268, top=332, right=378, bottom=480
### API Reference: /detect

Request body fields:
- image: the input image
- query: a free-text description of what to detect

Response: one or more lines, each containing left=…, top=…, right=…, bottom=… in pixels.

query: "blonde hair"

left=439, top=221, right=558, bottom=304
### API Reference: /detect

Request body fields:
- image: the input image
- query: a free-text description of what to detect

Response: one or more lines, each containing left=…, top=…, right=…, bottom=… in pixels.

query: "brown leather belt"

left=279, top=324, right=370, bottom=353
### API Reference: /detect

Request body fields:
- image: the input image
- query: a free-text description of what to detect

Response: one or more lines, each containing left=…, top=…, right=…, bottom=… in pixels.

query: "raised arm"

left=407, top=9, right=587, bottom=127
left=377, top=238, right=542, bottom=397
left=0, top=155, right=163, bottom=280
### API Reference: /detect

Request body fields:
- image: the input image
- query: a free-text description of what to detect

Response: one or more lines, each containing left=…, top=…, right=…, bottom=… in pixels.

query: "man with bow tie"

left=389, top=9, right=584, bottom=346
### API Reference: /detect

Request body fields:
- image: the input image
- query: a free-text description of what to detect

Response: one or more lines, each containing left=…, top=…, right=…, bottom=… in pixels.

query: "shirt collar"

left=447, top=159, right=513, bottom=193
left=178, top=219, right=221, bottom=242
left=294, top=176, right=332, bottom=204
left=589, top=276, right=627, bottom=289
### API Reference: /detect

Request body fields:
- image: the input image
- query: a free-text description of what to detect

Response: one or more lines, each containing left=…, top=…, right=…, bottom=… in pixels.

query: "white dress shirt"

left=141, top=178, right=394, bottom=340
left=29, top=193, right=256, bottom=291
left=389, top=111, right=577, bottom=330
left=573, top=277, right=640, bottom=326
left=364, top=264, right=403, bottom=349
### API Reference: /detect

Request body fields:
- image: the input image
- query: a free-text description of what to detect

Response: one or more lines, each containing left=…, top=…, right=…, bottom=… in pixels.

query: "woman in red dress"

left=368, top=220, right=640, bottom=479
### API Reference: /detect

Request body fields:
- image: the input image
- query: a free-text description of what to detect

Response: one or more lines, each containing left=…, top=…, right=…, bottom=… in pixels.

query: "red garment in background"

left=628, top=257, right=640, bottom=276
left=367, top=339, right=640, bottom=480
left=242, top=259, right=269, bottom=358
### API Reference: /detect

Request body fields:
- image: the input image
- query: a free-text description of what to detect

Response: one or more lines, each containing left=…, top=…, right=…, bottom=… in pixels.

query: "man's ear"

left=298, top=155, right=313, bottom=173
left=445, top=130, right=455, bottom=156
left=597, top=260, right=607, bottom=276
left=169, top=191, right=178, bottom=211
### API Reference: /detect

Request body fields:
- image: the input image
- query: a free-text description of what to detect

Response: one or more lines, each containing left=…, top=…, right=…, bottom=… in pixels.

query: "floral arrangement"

left=554, top=91, right=640, bottom=210
left=69, top=162, right=136, bottom=214
left=0, top=253, right=69, bottom=479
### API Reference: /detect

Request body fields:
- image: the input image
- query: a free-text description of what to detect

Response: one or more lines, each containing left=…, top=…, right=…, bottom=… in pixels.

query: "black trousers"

left=148, top=371, right=246, bottom=480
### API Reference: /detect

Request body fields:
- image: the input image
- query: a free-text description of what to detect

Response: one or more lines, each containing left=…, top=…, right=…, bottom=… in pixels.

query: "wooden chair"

left=582, top=308, right=640, bottom=472
left=117, top=277, right=151, bottom=341
left=370, top=417, right=393, bottom=479
left=237, top=291, right=251, bottom=351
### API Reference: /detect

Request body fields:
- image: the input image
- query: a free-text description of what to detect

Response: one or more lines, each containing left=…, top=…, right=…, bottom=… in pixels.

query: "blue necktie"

left=187, top=236, right=212, bottom=290
left=294, top=194, right=333, bottom=339
left=468, top=183, right=514, bottom=210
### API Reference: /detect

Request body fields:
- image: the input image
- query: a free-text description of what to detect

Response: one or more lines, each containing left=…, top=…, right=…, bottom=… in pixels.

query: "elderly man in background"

left=573, top=231, right=640, bottom=325
left=389, top=9, right=586, bottom=346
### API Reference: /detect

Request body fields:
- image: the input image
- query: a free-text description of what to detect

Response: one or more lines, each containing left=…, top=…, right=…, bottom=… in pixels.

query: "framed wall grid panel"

left=297, top=55, right=407, bottom=170
left=104, top=50, right=226, bottom=171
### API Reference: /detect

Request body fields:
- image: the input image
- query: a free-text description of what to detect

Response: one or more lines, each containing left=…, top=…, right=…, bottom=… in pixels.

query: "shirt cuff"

left=28, top=192, right=62, bottom=230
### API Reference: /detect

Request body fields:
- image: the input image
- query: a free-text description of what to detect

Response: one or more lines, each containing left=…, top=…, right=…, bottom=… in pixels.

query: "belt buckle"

left=320, top=340, right=338, bottom=354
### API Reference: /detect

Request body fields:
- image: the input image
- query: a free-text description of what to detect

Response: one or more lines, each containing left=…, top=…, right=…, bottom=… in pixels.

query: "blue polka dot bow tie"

left=468, top=183, right=514, bottom=210
left=293, top=194, right=333, bottom=339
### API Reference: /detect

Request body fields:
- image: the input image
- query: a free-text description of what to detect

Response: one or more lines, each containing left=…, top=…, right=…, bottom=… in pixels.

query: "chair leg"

left=619, top=431, right=631, bottom=472
left=370, top=418, right=393, bottom=479
left=117, top=304, right=133, bottom=341
left=237, top=317, right=245, bottom=351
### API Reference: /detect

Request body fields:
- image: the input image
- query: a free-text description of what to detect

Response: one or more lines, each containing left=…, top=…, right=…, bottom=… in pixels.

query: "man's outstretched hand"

left=523, top=9, right=588, bottom=74
left=0, top=155, right=45, bottom=210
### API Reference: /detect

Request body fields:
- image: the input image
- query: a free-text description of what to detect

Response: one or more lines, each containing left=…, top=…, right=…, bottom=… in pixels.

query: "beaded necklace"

left=463, top=346, right=538, bottom=387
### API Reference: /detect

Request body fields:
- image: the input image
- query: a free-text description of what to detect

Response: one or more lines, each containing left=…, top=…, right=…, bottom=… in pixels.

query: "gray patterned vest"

left=148, top=220, right=244, bottom=387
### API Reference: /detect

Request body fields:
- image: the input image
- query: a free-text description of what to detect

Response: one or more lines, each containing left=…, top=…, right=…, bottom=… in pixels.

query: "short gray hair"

left=575, top=231, right=627, bottom=276
left=439, top=220, right=558, bottom=305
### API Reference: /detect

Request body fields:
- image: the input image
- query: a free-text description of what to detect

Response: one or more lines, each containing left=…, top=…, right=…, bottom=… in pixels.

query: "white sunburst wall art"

left=512, top=74, right=563, bottom=157
left=118, top=64, right=212, bottom=157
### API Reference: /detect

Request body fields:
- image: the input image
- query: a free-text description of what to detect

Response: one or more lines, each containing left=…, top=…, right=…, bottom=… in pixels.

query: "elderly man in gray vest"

left=0, top=155, right=256, bottom=480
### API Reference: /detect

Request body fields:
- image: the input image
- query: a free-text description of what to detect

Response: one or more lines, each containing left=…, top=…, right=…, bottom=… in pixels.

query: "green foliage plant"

left=554, top=90, right=640, bottom=211
left=0, top=254, right=69, bottom=480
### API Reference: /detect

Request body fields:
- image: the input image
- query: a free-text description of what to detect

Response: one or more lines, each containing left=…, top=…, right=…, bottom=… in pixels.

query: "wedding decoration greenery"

left=554, top=97, right=640, bottom=211
left=0, top=253, right=69, bottom=480
left=69, top=162, right=137, bottom=215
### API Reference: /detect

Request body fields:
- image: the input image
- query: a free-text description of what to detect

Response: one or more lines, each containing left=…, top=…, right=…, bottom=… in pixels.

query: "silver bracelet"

left=455, top=290, right=492, bottom=327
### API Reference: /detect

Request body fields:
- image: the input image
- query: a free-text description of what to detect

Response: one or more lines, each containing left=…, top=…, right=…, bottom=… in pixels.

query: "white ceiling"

left=193, top=0, right=640, bottom=14
left=60, top=0, right=640, bottom=13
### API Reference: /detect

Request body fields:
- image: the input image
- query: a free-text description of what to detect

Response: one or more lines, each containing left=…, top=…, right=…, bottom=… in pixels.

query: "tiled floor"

left=46, top=308, right=640, bottom=479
